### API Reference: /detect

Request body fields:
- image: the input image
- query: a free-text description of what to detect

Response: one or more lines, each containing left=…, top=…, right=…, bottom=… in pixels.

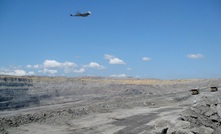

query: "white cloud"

left=26, top=65, right=32, bottom=68
left=187, top=54, right=204, bottom=59
left=27, top=71, right=35, bottom=75
left=110, top=74, right=127, bottom=78
left=142, top=57, right=152, bottom=61
left=62, top=61, right=77, bottom=67
left=27, top=60, right=77, bottom=74
left=0, top=69, right=27, bottom=76
left=63, top=62, right=78, bottom=73
left=73, top=68, right=85, bottom=73
left=104, top=54, right=115, bottom=60
left=14, top=70, right=26, bottom=75
left=104, top=54, right=126, bottom=65
left=43, top=60, right=62, bottom=68
left=43, top=60, right=77, bottom=69
left=110, top=58, right=125, bottom=65
left=26, top=64, right=41, bottom=69
left=33, top=64, right=41, bottom=69
left=64, top=68, right=72, bottom=73
left=42, top=69, right=57, bottom=75
left=83, top=62, right=105, bottom=69
left=0, top=71, right=13, bottom=75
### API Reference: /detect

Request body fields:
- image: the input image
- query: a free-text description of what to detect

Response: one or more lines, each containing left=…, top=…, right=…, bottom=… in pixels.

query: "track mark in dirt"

left=113, top=107, right=180, bottom=134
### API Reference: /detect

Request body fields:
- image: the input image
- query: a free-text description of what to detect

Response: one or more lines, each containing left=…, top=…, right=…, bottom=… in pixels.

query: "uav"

left=70, top=11, right=91, bottom=17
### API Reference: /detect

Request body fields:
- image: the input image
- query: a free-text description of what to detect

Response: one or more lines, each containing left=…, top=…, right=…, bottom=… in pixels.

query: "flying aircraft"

left=70, top=11, right=91, bottom=17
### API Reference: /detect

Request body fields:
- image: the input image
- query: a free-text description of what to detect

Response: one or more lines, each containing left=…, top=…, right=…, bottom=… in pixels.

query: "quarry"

left=0, top=75, right=221, bottom=134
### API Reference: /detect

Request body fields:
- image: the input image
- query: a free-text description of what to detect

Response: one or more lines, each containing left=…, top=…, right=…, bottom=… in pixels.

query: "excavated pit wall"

left=0, top=76, right=37, bottom=110
left=0, top=75, right=220, bottom=111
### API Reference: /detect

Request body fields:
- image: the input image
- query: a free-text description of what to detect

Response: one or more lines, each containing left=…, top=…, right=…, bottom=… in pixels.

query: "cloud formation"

left=2, top=57, right=121, bottom=76
left=73, top=68, right=85, bottom=73
left=104, top=54, right=126, bottom=65
left=14, top=70, right=27, bottom=75
left=42, top=69, right=57, bottom=75
left=142, top=57, right=152, bottom=61
left=43, top=60, right=77, bottom=68
left=0, top=69, right=34, bottom=76
left=186, top=54, right=204, bottom=59
left=26, top=60, right=78, bottom=75
left=26, top=65, right=32, bottom=68
left=43, top=60, right=61, bottom=68
left=83, top=62, right=105, bottom=69
left=26, top=64, right=41, bottom=69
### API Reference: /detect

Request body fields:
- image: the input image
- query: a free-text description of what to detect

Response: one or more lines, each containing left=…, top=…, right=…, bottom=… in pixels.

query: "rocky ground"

left=0, top=75, right=221, bottom=134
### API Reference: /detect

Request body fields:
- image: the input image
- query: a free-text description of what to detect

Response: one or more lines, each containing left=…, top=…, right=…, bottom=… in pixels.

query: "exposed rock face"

left=0, top=76, right=38, bottom=110
left=179, top=96, right=221, bottom=134
left=0, top=75, right=204, bottom=111
left=153, top=96, right=221, bottom=134
left=0, top=75, right=220, bottom=111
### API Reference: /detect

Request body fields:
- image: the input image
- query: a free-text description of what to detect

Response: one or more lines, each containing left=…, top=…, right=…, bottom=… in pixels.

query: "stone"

left=155, top=119, right=172, bottom=131
left=199, top=126, right=214, bottom=134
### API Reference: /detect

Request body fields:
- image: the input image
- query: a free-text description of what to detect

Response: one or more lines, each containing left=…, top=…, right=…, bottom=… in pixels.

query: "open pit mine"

left=0, top=75, right=221, bottom=134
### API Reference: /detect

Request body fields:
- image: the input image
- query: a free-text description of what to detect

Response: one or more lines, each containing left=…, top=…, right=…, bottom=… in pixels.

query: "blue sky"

left=0, top=0, right=221, bottom=79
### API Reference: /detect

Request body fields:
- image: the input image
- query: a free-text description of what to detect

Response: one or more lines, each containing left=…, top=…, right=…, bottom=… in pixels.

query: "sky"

left=0, top=0, right=221, bottom=79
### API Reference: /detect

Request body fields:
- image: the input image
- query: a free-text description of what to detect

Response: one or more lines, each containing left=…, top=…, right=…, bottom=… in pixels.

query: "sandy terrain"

left=0, top=76, right=221, bottom=134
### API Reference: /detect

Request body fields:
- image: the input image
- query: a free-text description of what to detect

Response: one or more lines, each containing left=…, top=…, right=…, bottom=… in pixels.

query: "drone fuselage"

left=70, top=12, right=91, bottom=17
